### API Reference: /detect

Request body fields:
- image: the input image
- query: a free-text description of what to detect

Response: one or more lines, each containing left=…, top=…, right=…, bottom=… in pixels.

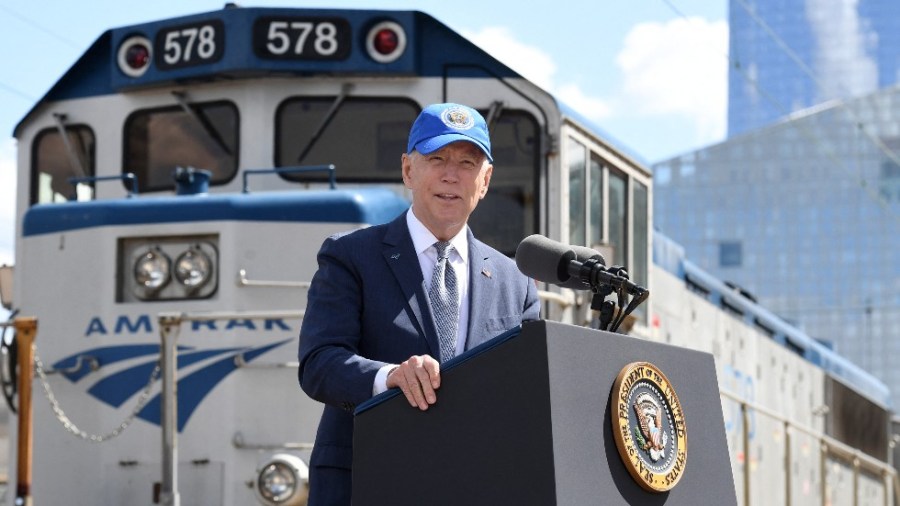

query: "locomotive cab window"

left=275, top=97, right=418, bottom=181
left=568, top=139, right=587, bottom=245
left=566, top=133, right=650, bottom=322
left=30, top=125, right=96, bottom=204
left=276, top=97, right=539, bottom=256
left=124, top=100, right=239, bottom=192
left=468, top=109, right=539, bottom=256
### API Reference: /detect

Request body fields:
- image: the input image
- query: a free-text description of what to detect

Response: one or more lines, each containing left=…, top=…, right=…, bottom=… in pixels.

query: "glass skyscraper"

left=728, top=0, right=900, bottom=137
left=654, top=85, right=900, bottom=404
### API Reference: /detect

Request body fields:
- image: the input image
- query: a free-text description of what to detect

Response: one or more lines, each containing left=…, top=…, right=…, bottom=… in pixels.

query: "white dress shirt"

left=372, top=208, right=471, bottom=395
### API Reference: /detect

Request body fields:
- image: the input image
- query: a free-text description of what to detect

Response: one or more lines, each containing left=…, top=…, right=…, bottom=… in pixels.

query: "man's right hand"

left=386, top=354, right=441, bottom=411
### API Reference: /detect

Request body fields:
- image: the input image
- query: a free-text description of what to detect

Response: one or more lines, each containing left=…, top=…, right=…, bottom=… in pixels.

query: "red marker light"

left=373, top=29, right=399, bottom=56
left=125, top=44, right=150, bottom=70
left=365, top=21, right=406, bottom=63
left=117, top=35, right=152, bottom=77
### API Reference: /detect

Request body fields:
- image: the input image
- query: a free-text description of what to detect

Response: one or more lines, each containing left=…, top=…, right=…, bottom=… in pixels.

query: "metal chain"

left=32, top=343, right=161, bottom=443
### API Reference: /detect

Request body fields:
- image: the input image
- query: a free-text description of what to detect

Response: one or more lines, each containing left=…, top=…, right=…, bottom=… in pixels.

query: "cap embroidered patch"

left=441, top=107, right=475, bottom=130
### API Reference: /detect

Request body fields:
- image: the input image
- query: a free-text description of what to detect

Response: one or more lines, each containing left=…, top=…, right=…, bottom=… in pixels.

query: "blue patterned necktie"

left=429, top=241, right=459, bottom=363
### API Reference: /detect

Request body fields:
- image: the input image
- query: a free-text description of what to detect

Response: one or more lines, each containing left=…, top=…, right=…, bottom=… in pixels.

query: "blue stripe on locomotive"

left=653, top=231, right=892, bottom=408
left=22, top=188, right=410, bottom=236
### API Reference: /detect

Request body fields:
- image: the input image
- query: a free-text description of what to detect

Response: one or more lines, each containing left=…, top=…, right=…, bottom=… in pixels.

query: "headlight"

left=259, top=462, right=294, bottom=501
left=120, top=236, right=218, bottom=302
left=133, top=248, right=171, bottom=290
left=174, top=246, right=212, bottom=288
left=255, top=453, right=309, bottom=506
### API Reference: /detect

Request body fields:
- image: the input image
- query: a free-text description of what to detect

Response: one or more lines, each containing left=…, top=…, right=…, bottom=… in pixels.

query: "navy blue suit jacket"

left=298, top=212, right=540, bottom=503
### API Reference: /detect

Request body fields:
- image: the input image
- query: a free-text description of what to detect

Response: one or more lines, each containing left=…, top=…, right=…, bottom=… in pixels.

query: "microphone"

left=515, top=234, right=640, bottom=294
left=516, top=234, right=610, bottom=288
left=515, top=234, right=576, bottom=286
left=559, top=244, right=606, bottom=290
left=516, top=234, right=649, bottom=333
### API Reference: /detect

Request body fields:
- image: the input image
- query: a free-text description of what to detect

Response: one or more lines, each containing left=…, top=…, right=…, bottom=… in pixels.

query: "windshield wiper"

left=172, top=91, right=233, bottom=156
left=52, top=113, right=88, bottom=178
left=297, top=83, right=354, bottom=164
left=485, top=100, right=504, bottom=130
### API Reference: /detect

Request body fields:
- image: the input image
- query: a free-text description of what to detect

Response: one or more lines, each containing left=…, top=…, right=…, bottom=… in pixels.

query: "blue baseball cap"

left=407, top=103, right=493, bottom=162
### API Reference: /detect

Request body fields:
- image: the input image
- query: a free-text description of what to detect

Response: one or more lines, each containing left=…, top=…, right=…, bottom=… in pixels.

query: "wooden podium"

left=353, top=320, right=736, bottom=505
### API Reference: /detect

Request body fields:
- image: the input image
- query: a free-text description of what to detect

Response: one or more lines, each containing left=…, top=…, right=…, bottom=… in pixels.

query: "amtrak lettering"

left=84, top=314, right=293, bottom=336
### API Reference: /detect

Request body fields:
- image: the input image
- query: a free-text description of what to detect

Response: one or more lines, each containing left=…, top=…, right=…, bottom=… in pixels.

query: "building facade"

left=728, top=0, right=900, bottom=137
left=654, top=85, right=900, bottom=405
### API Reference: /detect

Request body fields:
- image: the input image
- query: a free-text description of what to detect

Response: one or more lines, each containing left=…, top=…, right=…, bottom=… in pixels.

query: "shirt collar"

left=406, top=208, right=469, bottom=263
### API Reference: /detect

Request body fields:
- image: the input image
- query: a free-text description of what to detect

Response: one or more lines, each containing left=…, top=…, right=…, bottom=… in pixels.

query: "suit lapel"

left=382, top=214, right=440, bottom=358
left=466, top=232, right=495, bottom=350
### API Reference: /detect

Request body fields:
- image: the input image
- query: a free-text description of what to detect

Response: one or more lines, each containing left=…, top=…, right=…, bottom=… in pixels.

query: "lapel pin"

left=391, top=253, right=401, bottom=260
left=482, top=268, right=492, bottom=278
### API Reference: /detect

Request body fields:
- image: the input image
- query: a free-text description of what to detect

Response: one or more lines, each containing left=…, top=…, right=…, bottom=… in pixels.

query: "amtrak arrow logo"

left=51, top=339, right=291, bottom=432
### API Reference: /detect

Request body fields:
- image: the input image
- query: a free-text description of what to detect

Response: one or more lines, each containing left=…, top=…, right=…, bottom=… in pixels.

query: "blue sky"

left=0, top=0, right=728, bottom=288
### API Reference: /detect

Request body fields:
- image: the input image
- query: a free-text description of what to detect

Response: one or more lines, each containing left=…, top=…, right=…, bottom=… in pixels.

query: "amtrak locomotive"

left=0, top=5, right=893, bottom=505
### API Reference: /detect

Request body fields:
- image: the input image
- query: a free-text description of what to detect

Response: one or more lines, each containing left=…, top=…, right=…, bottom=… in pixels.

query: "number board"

left=155, top=20, right=226, bottom=70
left=253, top=16, right=351, bottom=61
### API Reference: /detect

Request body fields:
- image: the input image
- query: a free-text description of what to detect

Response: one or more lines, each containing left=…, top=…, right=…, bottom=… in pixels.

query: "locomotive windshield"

left=30, top=124, right=95, bottom=204
left=274, top=96, right=540, bottom=255
left=124, top=99, right=239, bottom=192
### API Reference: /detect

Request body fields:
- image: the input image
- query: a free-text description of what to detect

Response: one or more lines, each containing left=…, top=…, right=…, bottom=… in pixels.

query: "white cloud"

left=616, top=17, right=728, bottom=144
left=462, top=26, right=612, bottom=122
left=0, top=138, right=16, bottom=266
left=459, top=19, right=728, bottom=152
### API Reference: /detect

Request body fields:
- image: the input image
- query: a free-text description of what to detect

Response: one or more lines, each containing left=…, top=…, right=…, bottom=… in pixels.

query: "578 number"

left=254, top=17, right=350, bottom=60
left=266, top=21, right=339, bottom=56
left=164, top=26, right=217, bottom=64
left=155, top=20, right=224, bottom=69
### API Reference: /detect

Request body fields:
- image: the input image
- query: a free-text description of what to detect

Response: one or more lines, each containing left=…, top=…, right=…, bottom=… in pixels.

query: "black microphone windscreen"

left=557, top=244, right=604, bottom=290
left=572, top=245, right=606, bottom=267
left=515, top=234, right=575, bottom=284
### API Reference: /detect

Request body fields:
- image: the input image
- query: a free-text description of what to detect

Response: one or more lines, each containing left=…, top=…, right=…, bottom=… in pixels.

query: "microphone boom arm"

left=570, top=258, right=650, bottom=332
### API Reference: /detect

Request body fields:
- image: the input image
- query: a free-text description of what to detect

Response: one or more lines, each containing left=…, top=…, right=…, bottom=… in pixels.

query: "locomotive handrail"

left=157, top=309, right=305, bottom=371
left=41, top=354, right=99, bottom=376
left=233, top=352, right=299, bottom=369
left=157, top=309, right=305, bottom=506
left=719, top=388, right=895, bottom=505
left=895, top=472, right=900, bottom=506
left=67, top=173, right=140, bottom=199
left=242, top=164, right=336, bottom=193
left=237, top=269, right=311, bottom=289
left=537, top=289, right=575, bottom=309
left=232, top=431, right=314, bottom=451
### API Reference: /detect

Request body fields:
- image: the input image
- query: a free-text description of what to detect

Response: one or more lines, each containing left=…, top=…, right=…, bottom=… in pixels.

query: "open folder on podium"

left=353, top=320, right=737, bottom=506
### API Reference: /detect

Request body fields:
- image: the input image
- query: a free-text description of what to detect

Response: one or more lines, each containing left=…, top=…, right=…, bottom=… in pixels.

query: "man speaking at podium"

left=298, top=103, right=541, bottom=505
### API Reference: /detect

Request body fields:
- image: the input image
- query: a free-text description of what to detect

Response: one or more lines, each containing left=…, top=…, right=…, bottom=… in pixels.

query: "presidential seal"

left=440, top=106, right=475, bottom=130
left=611, top=361, right=687, bottom=492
